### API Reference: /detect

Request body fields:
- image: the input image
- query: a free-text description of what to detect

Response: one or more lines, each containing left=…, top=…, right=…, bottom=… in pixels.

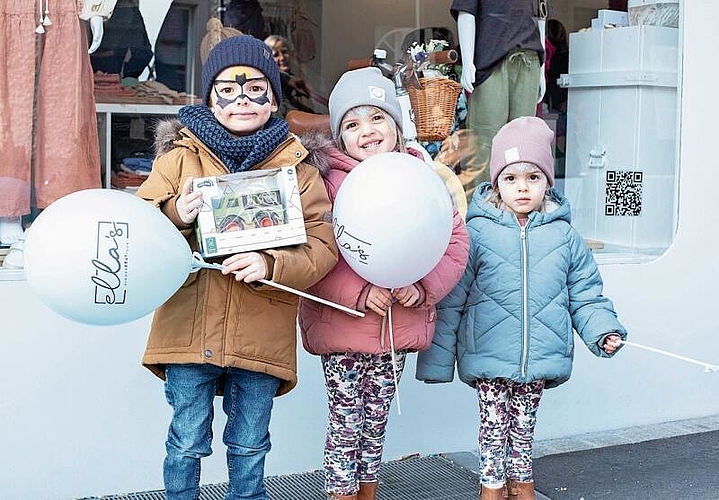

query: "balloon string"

left=191, top=252, right=364, bottom=317
left=620, top=340, right=719, bottom=372
left=388, top=300, right=402, bottom=416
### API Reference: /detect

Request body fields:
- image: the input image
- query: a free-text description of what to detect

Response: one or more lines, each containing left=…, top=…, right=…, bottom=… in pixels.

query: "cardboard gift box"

left=193, top=167, right=307, bottom=258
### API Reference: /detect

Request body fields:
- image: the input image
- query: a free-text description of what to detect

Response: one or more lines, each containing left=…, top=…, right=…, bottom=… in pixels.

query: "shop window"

left=300, top=0, right=681, bottom=263
left=0, top=0, right=683, bottom=274
left=553, top=0, right=680, bottom=262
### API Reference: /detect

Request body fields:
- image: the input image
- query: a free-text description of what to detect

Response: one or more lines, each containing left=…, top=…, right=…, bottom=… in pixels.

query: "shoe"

left=506, top=479, right=536, bottom=500
left=357, top=481, right=378, bottom=500
left=480, top=484, right=507, bottom=500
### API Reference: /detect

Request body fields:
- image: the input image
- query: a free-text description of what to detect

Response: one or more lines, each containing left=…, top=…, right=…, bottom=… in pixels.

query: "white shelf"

left=96, top=102, right=185, bottom=114
left=96, top=103, right=185, bottom=188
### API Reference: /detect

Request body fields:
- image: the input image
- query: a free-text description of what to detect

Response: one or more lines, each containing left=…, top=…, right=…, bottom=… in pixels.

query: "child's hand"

left=222, top=252, right=267, bottom=283
left=603, top=334, right=622, bottom=354
left=392, top=284, right=420, bottom=308
left=366, top=285, right=393, bottom=317
left=176, top=177, right=203, bottom=225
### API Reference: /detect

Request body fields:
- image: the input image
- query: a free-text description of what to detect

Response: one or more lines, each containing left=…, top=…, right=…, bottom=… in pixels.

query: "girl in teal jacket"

left=415, top=117, right=627, bottom=500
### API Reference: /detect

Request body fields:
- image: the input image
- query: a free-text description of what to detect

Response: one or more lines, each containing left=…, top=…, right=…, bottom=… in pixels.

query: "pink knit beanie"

left=489, top=116, right=555, bottom=187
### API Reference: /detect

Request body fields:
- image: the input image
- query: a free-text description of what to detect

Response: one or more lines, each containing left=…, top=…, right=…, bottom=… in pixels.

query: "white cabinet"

left=560, top=25, right=679, bottom=254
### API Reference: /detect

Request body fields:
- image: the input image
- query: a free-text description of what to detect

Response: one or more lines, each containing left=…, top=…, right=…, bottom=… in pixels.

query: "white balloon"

left=24, top=189, right=193, bottom=326
left=333, top=152, right=453, bottom=288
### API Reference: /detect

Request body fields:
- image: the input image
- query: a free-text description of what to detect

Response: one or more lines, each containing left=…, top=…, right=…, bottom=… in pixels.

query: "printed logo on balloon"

left=91, top=221, right=129, bottom=305
left=333, top=218, right=370, bottom=266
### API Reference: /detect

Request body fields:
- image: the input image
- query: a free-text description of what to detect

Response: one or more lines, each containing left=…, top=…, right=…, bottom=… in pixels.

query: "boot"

left=506, top=480, right=536, bottom=500
left=480, top=484, right=507, bottom=500
left=357, top=481, right=378, bottom=500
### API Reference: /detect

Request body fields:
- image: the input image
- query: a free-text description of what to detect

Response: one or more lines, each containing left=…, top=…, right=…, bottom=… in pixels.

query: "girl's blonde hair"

left=336, top=106, right=405, bottom=155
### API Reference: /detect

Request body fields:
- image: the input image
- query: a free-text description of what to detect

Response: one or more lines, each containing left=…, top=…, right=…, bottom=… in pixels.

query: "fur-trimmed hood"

left=296, top=130, right=356, bottom=179
left=154, top=119, right=186, bottom=157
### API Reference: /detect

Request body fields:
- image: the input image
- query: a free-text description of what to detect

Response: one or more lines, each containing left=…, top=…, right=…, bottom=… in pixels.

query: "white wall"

left=2, top=2, right=719, bottom=499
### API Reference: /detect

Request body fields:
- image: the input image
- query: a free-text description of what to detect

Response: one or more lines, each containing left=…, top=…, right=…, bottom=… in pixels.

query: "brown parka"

left=136, top=121, right=338, bottom=396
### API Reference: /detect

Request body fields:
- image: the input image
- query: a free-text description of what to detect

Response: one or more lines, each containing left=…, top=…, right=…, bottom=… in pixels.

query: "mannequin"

left=0, top=0, right=115, bottom=247
left=453, top=0, right=545, bottom=202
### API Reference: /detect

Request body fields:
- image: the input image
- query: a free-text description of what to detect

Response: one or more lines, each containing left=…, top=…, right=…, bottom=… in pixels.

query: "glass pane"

left=236, top=0, right=680, bottom=262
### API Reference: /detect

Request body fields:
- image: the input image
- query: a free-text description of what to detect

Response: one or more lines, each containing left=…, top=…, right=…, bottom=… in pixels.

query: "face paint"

left=212, top=67, right=271, bottom=108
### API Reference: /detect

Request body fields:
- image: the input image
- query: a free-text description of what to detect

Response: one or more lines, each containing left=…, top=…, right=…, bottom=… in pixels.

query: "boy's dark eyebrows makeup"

left=212, top=75, right=271, bottom=108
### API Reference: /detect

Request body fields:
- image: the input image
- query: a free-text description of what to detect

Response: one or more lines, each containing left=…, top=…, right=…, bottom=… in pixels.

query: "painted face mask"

left=212, top=67, right=271, bottom=108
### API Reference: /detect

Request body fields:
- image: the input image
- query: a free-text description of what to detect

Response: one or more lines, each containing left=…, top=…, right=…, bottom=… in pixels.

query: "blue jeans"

left=163, top=364, right=281, bottom=500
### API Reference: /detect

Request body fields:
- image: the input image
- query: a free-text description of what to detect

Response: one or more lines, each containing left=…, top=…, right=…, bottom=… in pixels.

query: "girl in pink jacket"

left=298, top=67, right=470, bottom=500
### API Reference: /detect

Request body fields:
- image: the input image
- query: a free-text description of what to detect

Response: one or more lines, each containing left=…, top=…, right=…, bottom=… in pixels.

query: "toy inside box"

left=193, top=167, right=306, bottom=258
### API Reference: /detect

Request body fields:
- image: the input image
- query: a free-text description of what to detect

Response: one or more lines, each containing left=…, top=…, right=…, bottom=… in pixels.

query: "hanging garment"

left=0, top=0, right=101, bottom=216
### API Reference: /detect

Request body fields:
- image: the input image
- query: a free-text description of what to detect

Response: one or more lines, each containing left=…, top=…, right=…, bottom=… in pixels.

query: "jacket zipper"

left=519, top=219, right=530, bottom=378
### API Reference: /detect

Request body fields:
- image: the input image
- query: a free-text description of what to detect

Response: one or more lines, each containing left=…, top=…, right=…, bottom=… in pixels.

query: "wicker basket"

left=407, top=77, right=463, bottom=141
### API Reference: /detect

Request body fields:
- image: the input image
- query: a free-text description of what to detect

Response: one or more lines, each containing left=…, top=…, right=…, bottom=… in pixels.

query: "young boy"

left=136, top=35, right=338, bottom=500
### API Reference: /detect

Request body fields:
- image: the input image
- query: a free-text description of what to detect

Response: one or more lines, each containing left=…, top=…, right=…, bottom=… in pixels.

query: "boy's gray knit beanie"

left=328, top=67, right=403, bottom=140
left=201, top=35, right=283, bottom=106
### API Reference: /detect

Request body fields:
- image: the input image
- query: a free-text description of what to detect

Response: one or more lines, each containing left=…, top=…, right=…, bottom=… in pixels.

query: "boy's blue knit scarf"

left=178, top=105, right=289, bottom=173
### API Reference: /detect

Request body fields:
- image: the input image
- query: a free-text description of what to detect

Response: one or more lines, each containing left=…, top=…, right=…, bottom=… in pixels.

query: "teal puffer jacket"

left=416, top=184, right=627, bottom=389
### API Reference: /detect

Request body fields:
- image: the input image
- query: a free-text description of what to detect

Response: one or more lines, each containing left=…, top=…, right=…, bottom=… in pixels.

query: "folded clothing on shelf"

left=111, top=170, right=146, bottom=190
left=94, top=72, right=199, bottom=104
left=121, top=157, right=153, bottom=173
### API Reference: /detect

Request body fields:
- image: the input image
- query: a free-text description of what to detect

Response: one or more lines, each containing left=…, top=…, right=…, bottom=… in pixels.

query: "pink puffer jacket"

left=298, top=133, right=470, bottom=355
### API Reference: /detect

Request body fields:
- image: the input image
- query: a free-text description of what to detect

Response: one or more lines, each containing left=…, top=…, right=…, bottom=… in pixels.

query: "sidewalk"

left=82, top=414, right=719, bottom=499
left=446, top=413, right=719, bottom=500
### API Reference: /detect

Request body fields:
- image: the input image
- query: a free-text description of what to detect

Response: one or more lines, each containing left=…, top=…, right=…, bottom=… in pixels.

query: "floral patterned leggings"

left=321, top=351, right=407, bottom=496
left=476, top=378, right=545, bottom=488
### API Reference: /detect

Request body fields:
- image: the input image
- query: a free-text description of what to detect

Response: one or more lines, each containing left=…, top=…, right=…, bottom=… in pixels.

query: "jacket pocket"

left=146, top=272, right=199, bottom=349
left=462, top=307, right=477, bottom=354
left=418, top=307, right=435, bottom=350
left=246, top=284, right=297, bottom=306
left=564, top=313, right=574, bottom=356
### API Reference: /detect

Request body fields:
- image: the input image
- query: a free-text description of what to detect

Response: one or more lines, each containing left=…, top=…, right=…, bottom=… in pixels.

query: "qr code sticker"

left=605, top=170, right=643, bottom=216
